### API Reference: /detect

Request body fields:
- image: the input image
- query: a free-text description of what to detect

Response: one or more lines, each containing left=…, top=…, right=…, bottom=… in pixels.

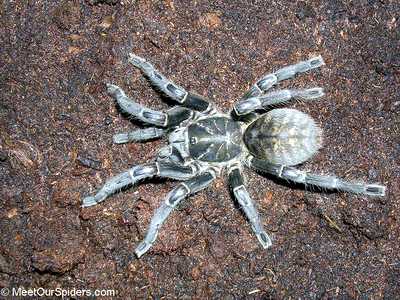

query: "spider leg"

left=250, top=158, right=386, bottom=197
left=234, top=87, right=324, bottom=116
left=241, top=56, right=325, bottom=100
left=157, top=145, right=186, bottom=165
left=113, top=127, right=165, bottom=144
left=135, top=169, right=216, bottom=257
left=82, top=161, right=198, bottom=208
left=228, top=166, right=272, bottom=249
left=128, top=53, right=212, bottom=113
left=107, top=84, right=193, bottom=127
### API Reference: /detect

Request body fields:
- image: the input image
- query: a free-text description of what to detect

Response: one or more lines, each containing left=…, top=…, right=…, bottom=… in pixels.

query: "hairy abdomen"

left=244, top=108, right=322, bottom=166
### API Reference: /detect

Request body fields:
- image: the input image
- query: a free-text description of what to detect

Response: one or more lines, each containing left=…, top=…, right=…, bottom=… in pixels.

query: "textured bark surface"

left=1, top=0, right=399, bottom=298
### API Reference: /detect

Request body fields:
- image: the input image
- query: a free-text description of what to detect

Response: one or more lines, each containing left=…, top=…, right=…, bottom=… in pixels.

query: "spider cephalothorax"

left=82, top=53, right=386, bottom=257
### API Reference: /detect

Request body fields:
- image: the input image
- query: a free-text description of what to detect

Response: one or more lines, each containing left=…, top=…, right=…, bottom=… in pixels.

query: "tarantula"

left=82, top=53, right=386, bottom=258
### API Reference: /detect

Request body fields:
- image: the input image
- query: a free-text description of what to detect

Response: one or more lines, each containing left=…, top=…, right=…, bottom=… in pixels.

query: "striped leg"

left=241, top=56, right=325, bottom=99
left=135, top=170, right=216, bottom=257
left=234, top=87, right=324, bottom=115
left=228, top=166, right=272, bottom=249
left=107, top=84, right=192, bottom=127
left=113, top=127, right=165, bottom=144
left=82, top=161, right=197, bottom=208
left=251, top=158, right=386, bottom=197
left=128, top=53, right=212, bottom=113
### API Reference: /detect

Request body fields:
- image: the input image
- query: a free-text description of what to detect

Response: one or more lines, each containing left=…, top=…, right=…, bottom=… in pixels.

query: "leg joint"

left=166, top=183, right=190, bottom=207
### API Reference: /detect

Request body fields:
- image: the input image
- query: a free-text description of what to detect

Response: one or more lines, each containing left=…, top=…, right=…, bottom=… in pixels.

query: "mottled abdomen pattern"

left=188, top=117, right=242, bottom=162
left=244, top=108, right=322, bottom=166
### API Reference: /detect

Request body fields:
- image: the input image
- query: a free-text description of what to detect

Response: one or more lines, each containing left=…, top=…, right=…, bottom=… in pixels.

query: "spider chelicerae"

left=82, top=53, right=386, bottom=258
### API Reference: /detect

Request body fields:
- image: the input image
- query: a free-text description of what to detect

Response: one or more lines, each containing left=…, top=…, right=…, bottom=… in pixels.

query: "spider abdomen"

left=187, top=116, right=242, bottom=162
left=243, top=108, right=322, bottom=166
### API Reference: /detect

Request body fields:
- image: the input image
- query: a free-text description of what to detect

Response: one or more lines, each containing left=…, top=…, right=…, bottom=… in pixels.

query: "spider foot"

left=256, top=232, right=272, bottom=249
left=106, top=83, right=120, bottom=96
left=365, top=184, right=386, bottom=197
left=128, top=53, right=149, bottom=70
left=81, top=195, right=102, bottom=208
left=135, top=241, right=152, bottom=258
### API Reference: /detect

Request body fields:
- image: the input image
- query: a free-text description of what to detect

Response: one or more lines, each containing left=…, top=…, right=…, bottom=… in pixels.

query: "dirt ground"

left=1, top=0, right=399, bottom=299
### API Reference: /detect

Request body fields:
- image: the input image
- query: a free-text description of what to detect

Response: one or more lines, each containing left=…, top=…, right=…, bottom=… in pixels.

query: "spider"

left=82, top=53, right=386, bottom=258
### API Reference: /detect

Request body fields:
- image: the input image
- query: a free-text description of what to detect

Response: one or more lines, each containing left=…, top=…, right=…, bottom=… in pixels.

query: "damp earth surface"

left=1, top=0, right=399, bottom=298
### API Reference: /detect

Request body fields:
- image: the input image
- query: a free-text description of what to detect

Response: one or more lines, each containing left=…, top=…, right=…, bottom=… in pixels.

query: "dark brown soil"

left=1, top=1, right=399, bottom=299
